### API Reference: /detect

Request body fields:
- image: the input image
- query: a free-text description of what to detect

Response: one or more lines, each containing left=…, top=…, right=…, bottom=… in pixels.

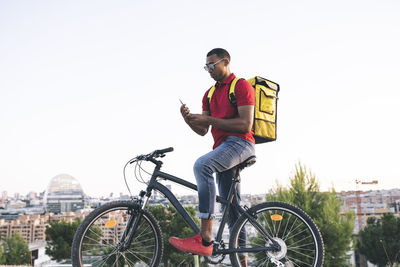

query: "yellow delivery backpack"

left=207, top=76, right=279, bottom=144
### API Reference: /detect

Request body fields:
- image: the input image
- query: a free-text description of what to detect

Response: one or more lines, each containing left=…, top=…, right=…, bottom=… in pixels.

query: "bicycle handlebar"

left=155, top=147, right=174, bottom=155
left=129, top=147, right=174, bottom=164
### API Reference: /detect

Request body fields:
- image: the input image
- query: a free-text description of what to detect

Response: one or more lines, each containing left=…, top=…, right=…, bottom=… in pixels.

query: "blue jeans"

left=194, top=135, right=255, bottom=222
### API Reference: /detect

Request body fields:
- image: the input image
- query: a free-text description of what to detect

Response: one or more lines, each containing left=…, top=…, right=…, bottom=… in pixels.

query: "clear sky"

left=1, top=0, right=399, bottom=198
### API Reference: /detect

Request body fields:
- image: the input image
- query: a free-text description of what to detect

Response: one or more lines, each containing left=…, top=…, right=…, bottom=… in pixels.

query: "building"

left=6, top=199, right=27, bottom=209
left=338, top=189, right=400, bottom=267
left=0, top=214, right=47, bottom=243
left=29, top=241, right=52, bottom=266
left=1, top=190, right=8, bottom=205
left=339, top=189, right=400, bottom=232
left=45, top=174, right=85, bottom=214
left=0, top=211, right=90, bottom=244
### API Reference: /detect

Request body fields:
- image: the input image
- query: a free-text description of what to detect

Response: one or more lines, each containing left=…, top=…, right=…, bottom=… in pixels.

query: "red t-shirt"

left=202, top=73, right=255, bottom=149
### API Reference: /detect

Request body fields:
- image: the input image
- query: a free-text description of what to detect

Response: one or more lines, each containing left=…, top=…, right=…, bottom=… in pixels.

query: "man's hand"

left=180, top=104, right=191, bottom=122
left=180, top=104, right=209, bottom=136
left=187, top=114, right=210, bottom=128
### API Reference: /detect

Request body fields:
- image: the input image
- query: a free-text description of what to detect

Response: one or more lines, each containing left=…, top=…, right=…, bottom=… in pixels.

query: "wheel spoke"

left=135, top=223, right=151, bottom=239
left=89, top=247, right=118, bottom=266
left=87, top=227, right=104, bottom=241
left=275, top=210, right=284, bottom=237
left=288, top=243, right=317, bottom=252
left=288, top=245, right=315, bottom=259
left=121, top=252, right=136, bottom=266
left=111, top=252, right=120, bottom=267
left=287, top=234, right=314, bottom=250
left=131, top=234, right=156, bottom=245
left=261, top=211, right=275, bottom=237
left=126, top=248, right=153, bottom=261
left=284, top=224, right=309, bottom=242
left=283, top=217, right=299, bottom=241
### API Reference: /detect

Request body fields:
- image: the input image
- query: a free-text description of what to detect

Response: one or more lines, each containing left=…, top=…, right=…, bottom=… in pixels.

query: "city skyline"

left=1, top=165, right=398, bottom=198
left=1, top=0, right=399, bottom=197
left=2, top=181, right=400, bottom=201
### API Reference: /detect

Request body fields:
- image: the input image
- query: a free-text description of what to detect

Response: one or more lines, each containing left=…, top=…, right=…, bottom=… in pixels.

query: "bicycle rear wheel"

left=229, top=201, right=324, bottom=267
left=71, top=201, right=163, bottom=267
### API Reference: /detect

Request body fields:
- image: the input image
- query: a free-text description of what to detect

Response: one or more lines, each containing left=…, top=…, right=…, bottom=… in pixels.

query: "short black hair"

left=207, top=48, right=230, bottom=61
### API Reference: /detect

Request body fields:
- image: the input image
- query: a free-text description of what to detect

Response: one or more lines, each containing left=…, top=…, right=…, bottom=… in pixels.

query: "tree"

left=45, top=219, right=81, bottom=262
left=267, top=163, right=355, bottom=267
left=358, top=213, right=400, bottom=266
left=0, top=242, right=4, bottom=264
left=1, top=232, right=30, bottom=265
left=0, top=232, right=3, bottom=264
left=149, top=205, right=204, bottom=266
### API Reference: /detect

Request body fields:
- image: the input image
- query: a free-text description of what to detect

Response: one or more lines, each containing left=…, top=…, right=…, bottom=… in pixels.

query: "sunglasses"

left=204, top=58, right=225, bottom=71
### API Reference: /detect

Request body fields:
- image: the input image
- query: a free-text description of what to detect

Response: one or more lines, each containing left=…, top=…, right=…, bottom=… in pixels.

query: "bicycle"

left=71, top=147, right=324, bottom=266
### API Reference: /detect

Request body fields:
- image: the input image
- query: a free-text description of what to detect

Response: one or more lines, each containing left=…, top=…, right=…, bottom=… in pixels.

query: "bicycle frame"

left=131, top=158, right=280, bottom=255
left=72, top=147, right=323, bottom=267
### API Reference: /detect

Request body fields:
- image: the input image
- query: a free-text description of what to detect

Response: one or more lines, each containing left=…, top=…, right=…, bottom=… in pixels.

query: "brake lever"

left=129, top=158, right=138, bottom=164
left=148, top=151, right=157, bottom=159
left=130, top=154, right=146, bottom=163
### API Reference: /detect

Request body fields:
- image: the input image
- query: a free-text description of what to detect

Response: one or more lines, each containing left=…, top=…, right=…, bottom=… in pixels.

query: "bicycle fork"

left=116, top=207, right=143, bottom=252
left=117, top=189, right=153, bottom=252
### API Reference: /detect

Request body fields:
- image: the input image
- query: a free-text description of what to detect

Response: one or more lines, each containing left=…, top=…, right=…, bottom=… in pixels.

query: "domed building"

left=45, top=174, right=85, bottom=213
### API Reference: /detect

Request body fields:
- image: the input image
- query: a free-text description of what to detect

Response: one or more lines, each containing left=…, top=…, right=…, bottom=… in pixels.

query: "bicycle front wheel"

left=229, top=202, right=324, bottom=267
left=71, top=201, right=163, bottom=267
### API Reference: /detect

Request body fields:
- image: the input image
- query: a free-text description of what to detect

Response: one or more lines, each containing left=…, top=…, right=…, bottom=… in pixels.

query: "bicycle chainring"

left=204, top=241, right=226, bottom=265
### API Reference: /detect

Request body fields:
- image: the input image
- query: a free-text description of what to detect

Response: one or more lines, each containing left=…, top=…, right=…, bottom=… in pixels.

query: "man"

left=169, top=48, right=255, bottom=265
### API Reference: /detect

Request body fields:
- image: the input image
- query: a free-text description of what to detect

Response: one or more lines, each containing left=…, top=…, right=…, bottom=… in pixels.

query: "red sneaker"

left=169, top=233, right=213, bottom=256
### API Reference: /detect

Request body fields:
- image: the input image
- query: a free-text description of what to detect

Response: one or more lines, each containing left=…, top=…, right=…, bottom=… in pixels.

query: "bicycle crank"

left=270, top=258, right=285, bottom=267
left=271, top=258, right=295, bottom=267
left=205, top=241, right=226, bottom=264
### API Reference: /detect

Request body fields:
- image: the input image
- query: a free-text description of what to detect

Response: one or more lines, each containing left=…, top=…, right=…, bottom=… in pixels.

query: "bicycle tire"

left=71, top=201, right=163, bottom=267
left=229, top=201, right=324, bottom=267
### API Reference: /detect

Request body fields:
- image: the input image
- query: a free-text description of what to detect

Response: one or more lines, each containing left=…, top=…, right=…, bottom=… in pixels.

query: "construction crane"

left=355, top=179, right=378, bottom=232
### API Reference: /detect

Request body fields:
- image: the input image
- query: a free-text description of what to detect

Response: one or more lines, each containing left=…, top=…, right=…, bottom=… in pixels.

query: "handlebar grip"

left=157, top=147, right=174, bottom=154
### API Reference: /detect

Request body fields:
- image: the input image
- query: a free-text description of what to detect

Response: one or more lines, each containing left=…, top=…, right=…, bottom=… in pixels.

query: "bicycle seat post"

left=233, top=155, right=256, bottom=192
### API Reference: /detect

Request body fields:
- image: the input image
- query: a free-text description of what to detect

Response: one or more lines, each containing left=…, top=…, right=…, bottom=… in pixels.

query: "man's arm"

left=188, top=105, right=254, bottom=133
left=180, top=104, right=209, bottom=136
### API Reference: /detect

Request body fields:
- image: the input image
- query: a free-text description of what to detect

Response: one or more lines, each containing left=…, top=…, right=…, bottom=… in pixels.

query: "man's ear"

left=224, top=58, right=230, bottom=66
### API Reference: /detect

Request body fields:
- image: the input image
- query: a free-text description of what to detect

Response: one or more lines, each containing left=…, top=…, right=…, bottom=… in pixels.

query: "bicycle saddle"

left=237, top=156, right=256, bottom=171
